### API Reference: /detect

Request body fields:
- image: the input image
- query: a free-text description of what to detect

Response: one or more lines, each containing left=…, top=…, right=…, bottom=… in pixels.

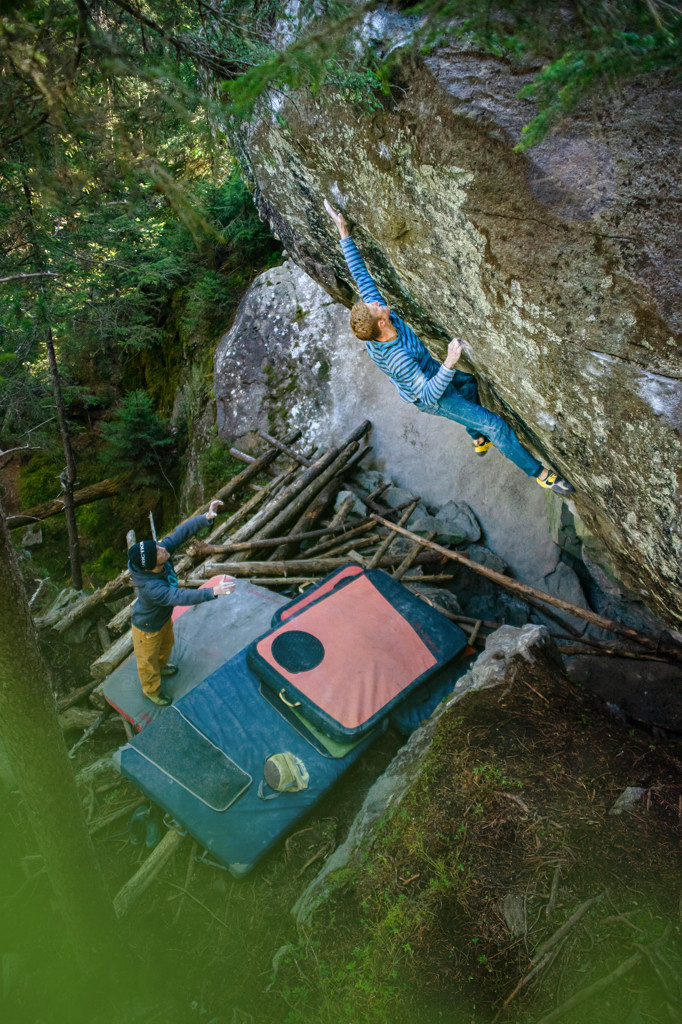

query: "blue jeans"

left=415, top=372, right=542, bottom=478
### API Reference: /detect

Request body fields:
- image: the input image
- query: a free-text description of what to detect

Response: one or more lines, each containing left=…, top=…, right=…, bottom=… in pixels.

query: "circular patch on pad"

left=271, top=630, right=325, bottom=673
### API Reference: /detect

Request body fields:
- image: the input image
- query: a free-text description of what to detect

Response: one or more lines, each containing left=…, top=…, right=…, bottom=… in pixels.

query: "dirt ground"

left=275, top=653, right=682, bottom=1024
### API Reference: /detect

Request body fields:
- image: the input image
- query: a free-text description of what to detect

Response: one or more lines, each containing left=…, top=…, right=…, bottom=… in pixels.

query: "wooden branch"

left=113, top=828, right=185, bottom=918
left=0, top=444, right=42, bottom=466
left=243, top=577, right=326, bottom=587
left=90, top=629, right=133, bottom=680
left=328, top=494, right=356, bottom=529
left=88, top=797, right=146, bottom=836
left=68, top=711, right=108, bottom=758
left=314, top=531, right=381, bottom=559
left=226, top=421, right=370, bottom=552
left=535, top=952, right=643, bottom=1024
left=228, top=447, right=254, bottom=464
left=534, top=892, right=605, bottom=961
left=9, top=477, right=123, bottom=529
left=393, top=530, right=436, bottom=582
left=366, top=499, right=420, bottom=569
left=190, top=429, right=301, bottom=517
left=106, top=600, right=135, bottom=634
left=402, top=574, right=457, bottom=583
left=270, top=476, right=341, bottom=560
left=303, top=518, right=375, bottom=557
left=57, top=676, right=111, bottom=712
left=41, top=570, right=131, bottom=634
left=555, top=643, right=670, bottom=663
left=0, top=271, right=59, bottom=284
left=257, top=430, right=313, bottom=468
left=404, top=584, right=500, bottom=631
left=371, top=516, right=682, bottom=665
left=198, top=468, right=297, bottom=548
left=201, top=551, right=441, bottom=578
left=235, top=438, right=363, bottom=555
left=496, top=948, right=558, bottom=1018
left=523, top=593, right=584, bottom=638
left=188, top=523, right=354, bottom=556
left=58, top=708, right=103, bottom=732
left=172, top=840, right=198, bottom=925
left=75, top=752, right=120, bottom=790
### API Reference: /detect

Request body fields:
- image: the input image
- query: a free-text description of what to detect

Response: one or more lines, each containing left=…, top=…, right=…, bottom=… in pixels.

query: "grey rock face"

left=465, top=544, right=508, bottom=575
left=214, top=261, right=350, bottom=440
left=531, top=560, right=591, bottom=635
left=227, top=30, right=682, bottom=625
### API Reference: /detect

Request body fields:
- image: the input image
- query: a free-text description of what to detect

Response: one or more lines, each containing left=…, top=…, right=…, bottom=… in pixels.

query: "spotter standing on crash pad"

left=127, top=499, right=235, bottom=706
left=325, top=200, right=573, bottom=495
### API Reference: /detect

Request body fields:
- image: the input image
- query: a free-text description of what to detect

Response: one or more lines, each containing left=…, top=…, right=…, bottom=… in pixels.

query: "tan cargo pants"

left=132, top=618, right=174, bottom=697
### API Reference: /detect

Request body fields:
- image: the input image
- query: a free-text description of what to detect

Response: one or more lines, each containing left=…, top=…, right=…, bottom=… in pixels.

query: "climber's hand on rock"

left=324, top=199, right=349, bottom=239
left=444, top=337, right=464, bottom=369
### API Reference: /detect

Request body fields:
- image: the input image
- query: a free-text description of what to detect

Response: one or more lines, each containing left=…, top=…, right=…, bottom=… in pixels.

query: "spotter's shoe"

left=473, top=436, right=493, bottom=456
left=537, top=470, right=574, bottom=496
left=147, top=690, right=172, bottom=707
left=161, top=663, right=179, bottom=677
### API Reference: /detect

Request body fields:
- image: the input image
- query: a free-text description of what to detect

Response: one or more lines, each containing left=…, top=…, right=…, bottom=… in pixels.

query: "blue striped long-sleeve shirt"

left=340, top=236, right=455, bottom=406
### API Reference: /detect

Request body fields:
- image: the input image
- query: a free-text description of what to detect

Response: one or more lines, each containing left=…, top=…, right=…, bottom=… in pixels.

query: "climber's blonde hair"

left=350, top=301, right=381, bottom=341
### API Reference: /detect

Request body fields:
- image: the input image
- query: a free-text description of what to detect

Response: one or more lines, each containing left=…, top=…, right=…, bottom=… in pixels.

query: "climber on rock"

left=324, top=199, right=573, bottom=495
left=127, top=500, right=236, bottom=707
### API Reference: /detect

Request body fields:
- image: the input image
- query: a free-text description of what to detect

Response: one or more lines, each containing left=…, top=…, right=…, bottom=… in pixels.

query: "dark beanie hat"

left=128, top=539, right=158, bottom=571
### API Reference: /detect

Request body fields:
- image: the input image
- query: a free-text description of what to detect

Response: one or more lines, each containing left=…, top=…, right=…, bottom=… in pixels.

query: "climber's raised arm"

left=325, top=199, right=385, bottom=306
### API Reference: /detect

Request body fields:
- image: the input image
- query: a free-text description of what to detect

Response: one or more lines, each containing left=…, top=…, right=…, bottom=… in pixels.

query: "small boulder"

left=333, top=489, right=366, bottom=519
left=609, top=787, right=647, bottom=816
left=350, top=470, right=385, bottom=494
left=410, top=501, right=481, bottom=546
left=409, top=585, right=461, bottom=615
left=465, top=544, right=508, bottom=575
left=437, top=501, right=481, bottom=544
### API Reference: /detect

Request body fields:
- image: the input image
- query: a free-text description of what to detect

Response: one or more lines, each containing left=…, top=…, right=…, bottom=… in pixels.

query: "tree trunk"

left=20, top=176, right=82, bottom=588
left=45, top=323, right=83, bottom=590
left=8, top=476, right=123, bottom=529
left=0, top=499, right=119, bottom=965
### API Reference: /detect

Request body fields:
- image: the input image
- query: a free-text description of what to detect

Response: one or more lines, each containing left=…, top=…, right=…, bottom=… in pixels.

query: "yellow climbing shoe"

left=473, top=436, right=493, bottom=456
left=537, top=470, right=574, bottom=496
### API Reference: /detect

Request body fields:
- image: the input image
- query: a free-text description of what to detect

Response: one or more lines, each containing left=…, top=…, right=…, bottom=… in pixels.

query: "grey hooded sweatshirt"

left=128, top=514, right=217, bottom=632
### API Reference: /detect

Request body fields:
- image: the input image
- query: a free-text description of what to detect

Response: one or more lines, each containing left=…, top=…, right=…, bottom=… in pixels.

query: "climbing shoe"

left=472, top=436, right=493, bottom=456
left=536, top=470, right=574, bottom=496
left=148, top=690, right=172, bottom=707
left=161, top=663, right=179, bottom=677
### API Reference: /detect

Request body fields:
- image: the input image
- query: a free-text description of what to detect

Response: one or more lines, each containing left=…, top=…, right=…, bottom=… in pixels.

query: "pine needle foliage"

left=395, top=1, right=682, bottom=149
left=99, top=390, right=173, bottom=482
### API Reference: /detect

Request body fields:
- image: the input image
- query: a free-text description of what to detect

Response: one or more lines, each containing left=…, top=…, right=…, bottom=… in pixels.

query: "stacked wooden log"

left=39, top=420, right=453, bottom=700
left=39, top=419, right=682, bottom=725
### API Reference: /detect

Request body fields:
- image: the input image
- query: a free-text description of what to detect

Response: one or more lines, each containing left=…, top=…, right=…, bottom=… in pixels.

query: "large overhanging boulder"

left=225, top=11, right=682, bottom=626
